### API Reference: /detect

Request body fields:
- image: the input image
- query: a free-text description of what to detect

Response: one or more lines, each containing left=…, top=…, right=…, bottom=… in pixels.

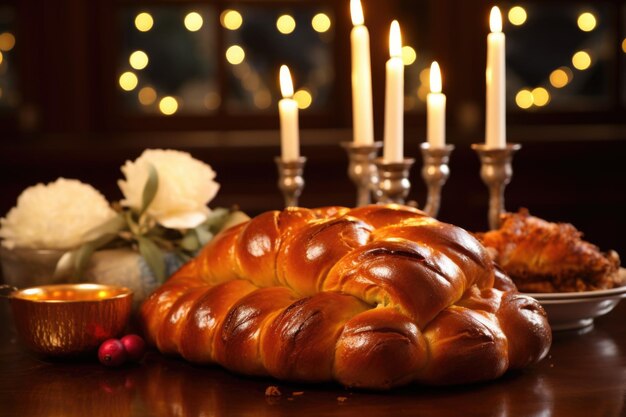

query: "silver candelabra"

left=341, top=141, right=383, bottom=207
left=472, top=143, right=521, bottom=230
left=275, top=157, right=306, bottom=208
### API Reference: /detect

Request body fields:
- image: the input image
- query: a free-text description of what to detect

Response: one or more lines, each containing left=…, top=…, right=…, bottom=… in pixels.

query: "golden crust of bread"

left=140, top=204, right=552, bottom=389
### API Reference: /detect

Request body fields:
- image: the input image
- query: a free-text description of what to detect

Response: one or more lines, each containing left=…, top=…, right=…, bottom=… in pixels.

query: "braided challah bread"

left=140, top=204, right=551, bottom=389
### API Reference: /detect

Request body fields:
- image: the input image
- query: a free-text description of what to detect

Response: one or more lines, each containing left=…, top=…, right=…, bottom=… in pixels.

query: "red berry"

left=98, top=339, right=127, bottom=367
left=120, top=334, right=146, bottom=362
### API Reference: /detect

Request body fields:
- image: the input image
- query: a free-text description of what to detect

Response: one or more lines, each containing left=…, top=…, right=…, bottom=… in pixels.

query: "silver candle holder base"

left=374, top=158, right=415, bottom=205
left=275, top=156, right=306, bottom=208
left=472, top=143, right=521, bottom=230
left=341, top=141, right=383, bottom=207
left=420, top=143, right=454, bottom=218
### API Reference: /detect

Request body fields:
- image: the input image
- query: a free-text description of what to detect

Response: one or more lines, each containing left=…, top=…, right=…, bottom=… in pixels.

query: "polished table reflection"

left=0, top=301, right=624, bottom=417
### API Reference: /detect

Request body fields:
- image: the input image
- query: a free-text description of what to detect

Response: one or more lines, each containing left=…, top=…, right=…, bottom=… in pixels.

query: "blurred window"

left=118, top=3, right=336, bottom=117
left=225, top=6, right=334, bottom=113
left=504, top=3, right=614, bottom=112
left=119, top=7, right=218, bottom=115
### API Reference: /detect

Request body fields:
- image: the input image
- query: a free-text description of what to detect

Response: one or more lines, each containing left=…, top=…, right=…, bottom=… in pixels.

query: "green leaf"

left=194, top=226, right=214, bottom=247
left=124, top=210, right=140, bottom=236
left=137, top=236, right=167, bottom=283
left=203, top=208, right=230, bottom=233
left=174, top=249, right=193, bottom=263
left=180, top=231, right=200, bottom=252
left=140, top=163, right=159, bottom=216
left=219, top=211, right=251, bottom=232
left=204, top=207, right=229, bottom=222
left=145, top=234, right=175, bottom=251
left=81, top=213, right=127, bottom=242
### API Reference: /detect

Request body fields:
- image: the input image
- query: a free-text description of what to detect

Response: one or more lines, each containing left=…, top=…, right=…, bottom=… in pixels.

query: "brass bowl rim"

left=11, top=283, right=133, bottom=303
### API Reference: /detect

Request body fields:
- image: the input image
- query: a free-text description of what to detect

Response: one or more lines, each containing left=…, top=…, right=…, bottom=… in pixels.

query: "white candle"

left=485, top=6, right=506, bottom=149
left=427, top=61, right=446, bottom=148
left=350, top=0, right=374, bottom=145
left=383, top=20, right=404, bottom=163
left=278, top=65, right=300, bottom=161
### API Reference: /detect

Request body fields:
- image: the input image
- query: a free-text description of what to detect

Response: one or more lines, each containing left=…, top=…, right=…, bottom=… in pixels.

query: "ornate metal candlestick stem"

left=341, top=141, right=383, bottom=207
left=420, top=143, right=454, bottom=218
left=374, top=158, right=415, bottom=205
left=275, top=157, right=306, bottom=208
left=472, top=143, right=521, bottom=230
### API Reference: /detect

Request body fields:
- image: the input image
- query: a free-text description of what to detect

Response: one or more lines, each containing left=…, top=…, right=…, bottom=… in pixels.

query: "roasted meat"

left=478, top=209, right=622, bottom=292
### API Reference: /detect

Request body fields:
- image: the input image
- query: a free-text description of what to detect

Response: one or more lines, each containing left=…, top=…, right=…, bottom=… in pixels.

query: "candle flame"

left=350, top=0, right=364, bottom=26
left=490, top=6, right=502, bottom=33
left=389, top=20, right=402, bottom=58
left=279, top=65, right=294, bottom=98
left=430, top=61, right=442, bottom=93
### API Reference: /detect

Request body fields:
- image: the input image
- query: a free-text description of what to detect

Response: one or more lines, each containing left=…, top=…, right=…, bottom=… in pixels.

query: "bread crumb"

left=337, top=396, right=348, bottom=403
left=265, top=386, right=282, bottom=397
left=292, top=391, right=304, bottom=396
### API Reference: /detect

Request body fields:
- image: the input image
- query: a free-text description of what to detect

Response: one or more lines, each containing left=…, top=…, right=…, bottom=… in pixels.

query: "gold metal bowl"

left=9, top=284, right=133, bottom=357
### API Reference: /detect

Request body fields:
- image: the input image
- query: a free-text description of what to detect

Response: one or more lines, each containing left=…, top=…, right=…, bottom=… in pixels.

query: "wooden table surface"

left=1, top=301, right=625, bottom=417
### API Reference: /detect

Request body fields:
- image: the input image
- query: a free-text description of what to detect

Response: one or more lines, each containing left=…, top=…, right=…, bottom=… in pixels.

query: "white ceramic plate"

left=522, top=269, right=626, bottom=331
left=529, top=295, right=624, bottom=331
left=525, top=284, right=626, bottom=301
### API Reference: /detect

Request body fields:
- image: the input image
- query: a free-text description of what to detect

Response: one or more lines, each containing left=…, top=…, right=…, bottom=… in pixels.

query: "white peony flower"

left=0, top=178, right=117, bottom=250
left=118, top=149, right=220, bottom=229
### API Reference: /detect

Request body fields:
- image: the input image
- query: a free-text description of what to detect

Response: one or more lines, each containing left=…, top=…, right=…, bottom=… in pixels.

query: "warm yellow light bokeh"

left=135, top=13, right=154, bottom=32
left=129, top=50, right=149, bottom=70
left=515, top=89, right=534, bottom=109
left=204, top=92, right=221, bottom=110
left=508, top=6, right=527, bottom=26
left=417, top=85, right=428, bottom=102
left=277, top=15, right=296, bottom=34
left=138, top=87, right=157, bottom=105
left=622, top=38, right=626, bottom=53
left=159, top=96, right=178, bottom=115
left=419, top=68, right=430, bottom=85
left=119, top=72, right=138, bottom=91
left=312, top=13, right=331, bottom=33
left=0, top=51, right=3, bottom=65
left=184, top=12, right=204, bottom=32
left=549, top=68, right=571, bottom=88
left=226, top=45, right=245, bottom=65
left=572, top=51, right=591, bottom=70
left=401, top=46, right=417, bottom=66
left=404, top=96, right=416, bottom=111
left=253, top=90, right=272, bottom=109
left=577, top=12, right=597, bottom=32
left=242, top=72, right=260, bottom=91
left=0, top=32, right=15, bottom=51
left=221, top=10, right=243, bottom=30
left=294, top=89, right=313, bottom=109
left=531, top=87, right=550, bottom=107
